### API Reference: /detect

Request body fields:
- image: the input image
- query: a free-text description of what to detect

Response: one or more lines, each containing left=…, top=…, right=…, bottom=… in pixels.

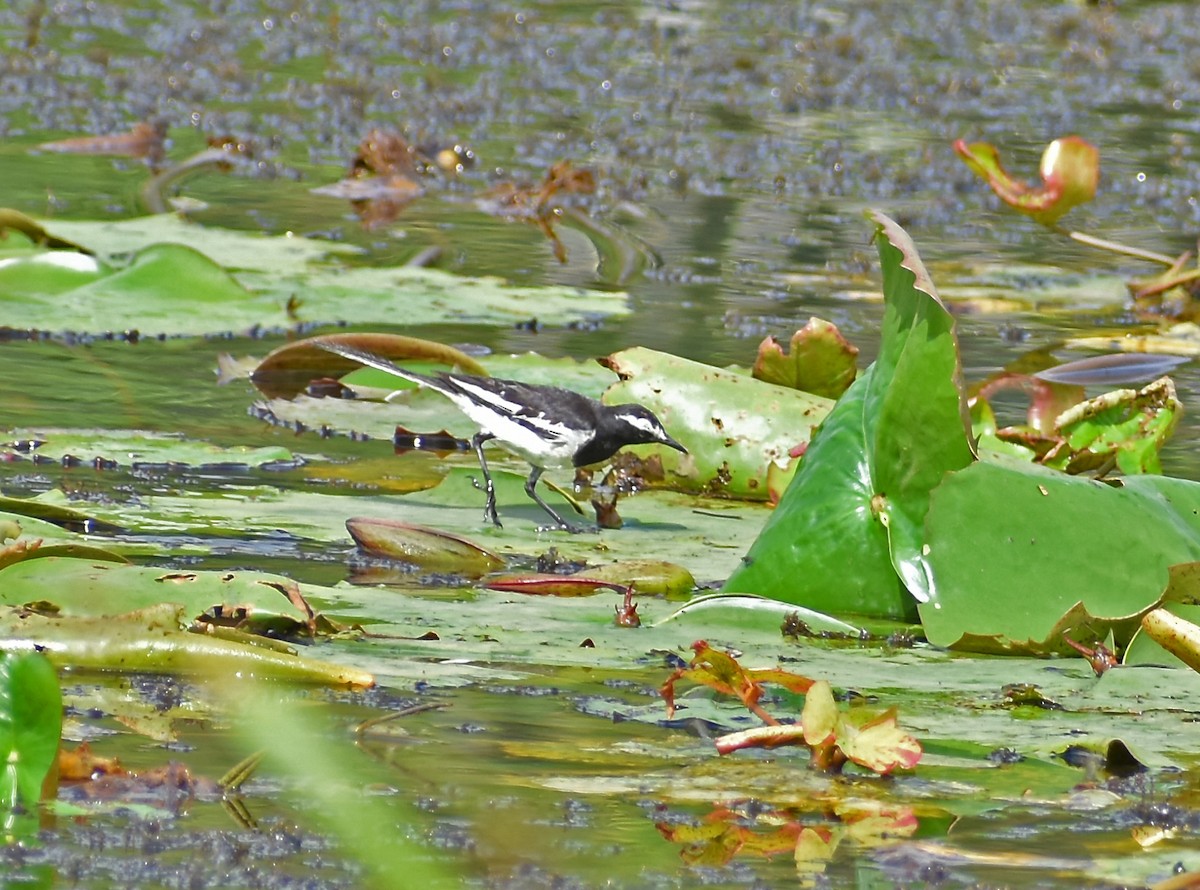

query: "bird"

left=316, top=341, right=687, bottom=532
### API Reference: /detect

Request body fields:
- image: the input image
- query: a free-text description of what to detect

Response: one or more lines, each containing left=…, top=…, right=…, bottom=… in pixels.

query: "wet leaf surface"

left=602, top=346, right=832, bottom=498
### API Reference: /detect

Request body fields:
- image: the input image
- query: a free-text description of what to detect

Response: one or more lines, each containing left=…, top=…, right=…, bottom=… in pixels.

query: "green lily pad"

left=0, top=491, right=113, bottom=531
left=921, top=460, right=1200, bottom=653
left=0, top=558, right=317, bottom=633
left=655, top=593, right=864, bottom=637
left=0, top=603, right=372, bottom=686
left=39, top=214, right=360, bottom=274
left=346, top=517, right=506, bottom=577
left=2, top=217, right=629, bottom=335
left=2, top=429, right=298, bottom=470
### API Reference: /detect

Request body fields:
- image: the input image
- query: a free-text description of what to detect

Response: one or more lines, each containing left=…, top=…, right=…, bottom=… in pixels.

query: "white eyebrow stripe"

left=616, top=412, right=660, bottom=436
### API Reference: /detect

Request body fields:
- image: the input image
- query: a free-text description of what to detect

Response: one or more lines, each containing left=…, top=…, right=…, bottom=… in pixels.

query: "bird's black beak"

left=663, top=433, right=688, bottom=455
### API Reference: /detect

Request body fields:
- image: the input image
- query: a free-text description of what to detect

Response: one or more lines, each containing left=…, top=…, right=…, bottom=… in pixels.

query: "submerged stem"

left=1067, top=230, right=1178, bottom=266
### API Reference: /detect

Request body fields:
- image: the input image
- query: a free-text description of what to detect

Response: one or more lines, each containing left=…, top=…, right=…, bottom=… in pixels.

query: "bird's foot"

left=481, top=502, right=502, bottom=528
left=471, top=475, right=502, bottom=527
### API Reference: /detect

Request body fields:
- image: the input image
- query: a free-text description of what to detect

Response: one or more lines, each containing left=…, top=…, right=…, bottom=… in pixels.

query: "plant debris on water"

left=5, top=2, right=1200, bottom=888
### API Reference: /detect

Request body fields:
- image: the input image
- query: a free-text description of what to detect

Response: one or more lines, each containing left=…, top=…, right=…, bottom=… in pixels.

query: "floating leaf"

left=2, top=216, right=629, bottom=335
left=655, top=593, right=864, bottom=637
left=0, top=208, right=93, bottom=253
left=483, top=559, right=694, bottom=598
left=36, top=121, right=166, bottom=164
left=482, top=574, right=627, bottom=597
left=0, top=558, right=319, bottom=637
left=601, top=347, right=832, bottom=499
left=0, top=603, right=373, bottom=687
left=0, top=539, right=128, bottom=571
left=347, top=517, right=504, bottom=577
left=0, top=492, right=116, bottom=533
left=954, top=136, right=1099, bottom=225
left=921, top=461, right=1200, bottom=653
left=2, top=429, right=297, bottom=472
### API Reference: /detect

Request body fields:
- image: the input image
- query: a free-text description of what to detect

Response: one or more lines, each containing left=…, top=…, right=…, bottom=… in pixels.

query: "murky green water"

left=4, top=1, right=1200, bottom=887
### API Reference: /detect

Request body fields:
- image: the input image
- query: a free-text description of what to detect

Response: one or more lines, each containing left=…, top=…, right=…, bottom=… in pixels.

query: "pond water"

left=3, top=1, right=1200, bottom=888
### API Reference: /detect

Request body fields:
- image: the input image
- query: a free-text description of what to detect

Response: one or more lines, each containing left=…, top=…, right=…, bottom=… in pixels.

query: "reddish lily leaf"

left=836, top=706, right=923, bottom=775
left=485, top=559, right=693, bottom=598
left=661, top=641, right=814, bottom=724
left=752, top=317, right=859, bottom=398
left=482, top=573, right=626, bottom=597
left=954, top=136, right=1099, bottom=226
left=37, top=121, right=167, bottom=165
left=974, top=371, right=1085, bottom=436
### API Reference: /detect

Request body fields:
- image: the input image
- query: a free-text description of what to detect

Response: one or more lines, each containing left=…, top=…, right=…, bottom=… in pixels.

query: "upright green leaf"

left=723, top=211, right=974, bottom=618
left=0, top=653, right=62, bottom=809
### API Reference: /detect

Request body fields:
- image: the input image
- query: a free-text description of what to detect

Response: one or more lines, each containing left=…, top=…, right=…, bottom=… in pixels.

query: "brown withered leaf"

left=37, top=120, right=167, bottom=166
left=477, top=161, right=597, bottom=263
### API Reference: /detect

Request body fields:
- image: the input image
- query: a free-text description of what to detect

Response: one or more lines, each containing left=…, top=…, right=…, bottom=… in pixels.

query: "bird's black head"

left=609, top=404, right=687, bottom=453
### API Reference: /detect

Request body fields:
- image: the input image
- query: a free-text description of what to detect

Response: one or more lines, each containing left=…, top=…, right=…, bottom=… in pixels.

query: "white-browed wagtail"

left=317, top=341, right=687, bottom=532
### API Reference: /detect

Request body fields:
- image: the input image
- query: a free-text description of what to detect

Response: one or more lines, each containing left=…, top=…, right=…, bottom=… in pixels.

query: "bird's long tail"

left=314, top=339, right=447, bottom=393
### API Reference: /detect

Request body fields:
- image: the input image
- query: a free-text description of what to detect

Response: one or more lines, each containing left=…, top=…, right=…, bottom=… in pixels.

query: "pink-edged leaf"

left=482, top=573, right=627, bottom=596
left=836, top=707, right=923, bottom=774
left=975, top=372, right=1086, bottom=436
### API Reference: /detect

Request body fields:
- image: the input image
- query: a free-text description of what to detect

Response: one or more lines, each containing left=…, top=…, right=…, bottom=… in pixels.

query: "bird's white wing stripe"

left=464, top=408, right=591, bottom=468
left=451, top=378, right=525, bottom=415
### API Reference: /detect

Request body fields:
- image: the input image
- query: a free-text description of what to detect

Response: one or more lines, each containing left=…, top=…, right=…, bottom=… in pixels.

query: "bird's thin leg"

left=470, top=432, right=501, bottom=527
left=525, top=466, right=591, bottom=533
